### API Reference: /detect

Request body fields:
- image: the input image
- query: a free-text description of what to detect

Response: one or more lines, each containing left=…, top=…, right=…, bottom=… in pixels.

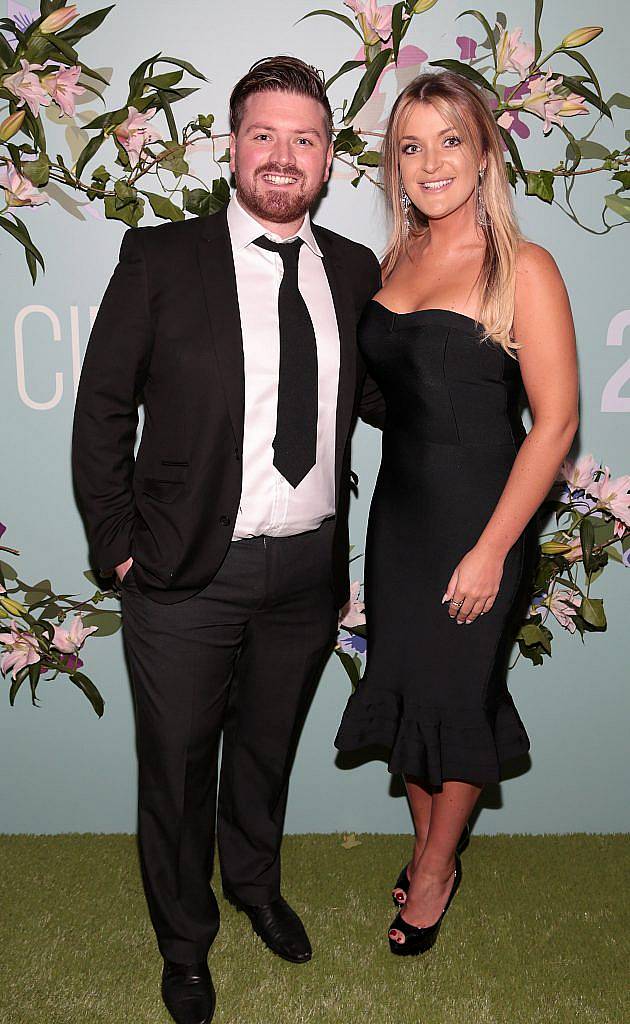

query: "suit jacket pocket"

left=142, top=477, right=186, bottom=503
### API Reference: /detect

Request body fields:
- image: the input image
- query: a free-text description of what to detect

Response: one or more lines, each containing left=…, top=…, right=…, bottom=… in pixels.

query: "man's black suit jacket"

left=72, top=205, right=384, bottom=606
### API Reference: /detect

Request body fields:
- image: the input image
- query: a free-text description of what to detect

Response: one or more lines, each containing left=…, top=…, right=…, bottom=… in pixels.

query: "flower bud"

left=0, top=595, right=27, bottom=616
left=0, top=110, right=26, bottom=141
left=560, top=26, right=603, bottom=49
left=540, top=541, right=573, bottom=555
left=40, top=4, right=78, bottom=34
left=412, top=0, right=439, bottom=12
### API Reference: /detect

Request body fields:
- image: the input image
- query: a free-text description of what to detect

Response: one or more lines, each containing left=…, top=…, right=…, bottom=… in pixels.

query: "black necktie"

left=253, top=235, right=318, bottom=488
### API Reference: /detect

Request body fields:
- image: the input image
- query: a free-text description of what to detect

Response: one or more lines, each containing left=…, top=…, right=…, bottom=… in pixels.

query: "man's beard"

left=235, top=163, right=323, bottom=224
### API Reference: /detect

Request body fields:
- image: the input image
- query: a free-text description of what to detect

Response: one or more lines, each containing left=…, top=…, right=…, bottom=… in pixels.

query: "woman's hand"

left=442, top=544, right=506, bottom=624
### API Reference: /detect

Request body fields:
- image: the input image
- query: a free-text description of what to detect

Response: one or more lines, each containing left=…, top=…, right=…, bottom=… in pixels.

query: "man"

left=72, top=56, right=383, bottom=1024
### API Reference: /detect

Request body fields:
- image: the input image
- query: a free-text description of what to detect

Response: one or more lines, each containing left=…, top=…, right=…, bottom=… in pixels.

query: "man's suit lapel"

left=197, top=207, right=245, bottom=450
left=314, top=227, right=357, bottom=493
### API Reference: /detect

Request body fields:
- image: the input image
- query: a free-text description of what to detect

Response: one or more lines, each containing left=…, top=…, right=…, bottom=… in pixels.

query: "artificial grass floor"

left=0, top=834, right=627, bottom=1024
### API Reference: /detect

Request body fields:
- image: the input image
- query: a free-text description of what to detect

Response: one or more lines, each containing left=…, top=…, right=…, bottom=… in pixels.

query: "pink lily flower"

left=516, top=71, right=566, bottom=134
left=52, top=613, right=98, bottom=655
left=0, top=620, right=41, bottom=679
left=114, top=106, right=162, bottom=167
left=42, top=65, right=85, bottom=118
left=559, top=454, right=600, bottom=494
left=345, top=0, right=394, bottom=45
left=496, top=27, right=535, bottom=81
left=0, top=162, right=50, bottom=206
left=591, top=468, right=630, bottom=527
left=4, top=58, right=51, bottom=117
left=340, top=580, right=366, bottom=628
left=546, top=590, right=581, bottom=633
left=556, top=93, right=589, bottom=119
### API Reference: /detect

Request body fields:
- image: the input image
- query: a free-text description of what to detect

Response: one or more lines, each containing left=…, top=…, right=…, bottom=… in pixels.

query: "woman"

left=335, top=71, right=578, bottom=956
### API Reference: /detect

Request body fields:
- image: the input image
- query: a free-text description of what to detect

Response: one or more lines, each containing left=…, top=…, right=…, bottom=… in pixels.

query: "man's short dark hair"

left=229, top=55, right=333, bottom=143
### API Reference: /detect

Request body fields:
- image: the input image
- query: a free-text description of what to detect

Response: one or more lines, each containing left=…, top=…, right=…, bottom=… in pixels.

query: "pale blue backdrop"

left=1, top=0, right=628, bottom=834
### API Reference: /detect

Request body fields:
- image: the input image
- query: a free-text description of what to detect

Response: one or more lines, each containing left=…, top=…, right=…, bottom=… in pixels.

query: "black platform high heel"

left=391, top=824, right=469, bottom=907
left=388, top=854, right=462, bottom=957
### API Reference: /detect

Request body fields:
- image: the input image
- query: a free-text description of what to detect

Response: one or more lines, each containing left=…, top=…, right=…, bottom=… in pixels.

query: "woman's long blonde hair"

left=381, top=71, right=521, bottom=353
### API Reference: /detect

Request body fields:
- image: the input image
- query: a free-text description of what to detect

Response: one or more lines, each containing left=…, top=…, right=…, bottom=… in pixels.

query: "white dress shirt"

left=227, top=193, right=340, bottom=539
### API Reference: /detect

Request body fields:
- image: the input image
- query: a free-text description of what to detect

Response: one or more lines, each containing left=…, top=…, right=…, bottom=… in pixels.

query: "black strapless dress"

left=335, top=302, right=536, bottom=785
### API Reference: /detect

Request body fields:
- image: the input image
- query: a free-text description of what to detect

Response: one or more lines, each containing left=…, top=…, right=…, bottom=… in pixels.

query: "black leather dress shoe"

left=161, top=959, right=216, bottom=1024
left=223, top=889, right=312, bottom=963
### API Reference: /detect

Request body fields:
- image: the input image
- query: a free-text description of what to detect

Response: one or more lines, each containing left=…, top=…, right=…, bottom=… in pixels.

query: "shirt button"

left=219, top=515, right=231, bottom=527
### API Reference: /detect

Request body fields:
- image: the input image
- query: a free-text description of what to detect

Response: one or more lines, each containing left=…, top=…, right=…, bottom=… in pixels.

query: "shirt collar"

left=227, top=192, right=323, bottom=258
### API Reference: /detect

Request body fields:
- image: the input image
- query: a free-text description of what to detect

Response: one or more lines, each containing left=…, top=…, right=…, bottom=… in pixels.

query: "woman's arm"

left=443, top=242, right=579, bottom=623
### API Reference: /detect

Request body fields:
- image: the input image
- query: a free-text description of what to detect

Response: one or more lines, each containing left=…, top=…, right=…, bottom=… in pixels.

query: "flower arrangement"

left=306, top=0, right=630, bottom=231
left=335, top=456, right=630, bottom=689
left=0, top=521, right=120, bottom=714
left=0, top=0, right=628, bottom=282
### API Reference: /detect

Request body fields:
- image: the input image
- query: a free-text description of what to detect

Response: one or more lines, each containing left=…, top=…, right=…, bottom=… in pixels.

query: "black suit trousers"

left=121, top=520, right=338, bottom=963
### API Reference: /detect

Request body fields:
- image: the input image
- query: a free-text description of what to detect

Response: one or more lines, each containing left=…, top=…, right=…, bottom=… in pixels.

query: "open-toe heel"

left=388, top=854, right=462, bottom=957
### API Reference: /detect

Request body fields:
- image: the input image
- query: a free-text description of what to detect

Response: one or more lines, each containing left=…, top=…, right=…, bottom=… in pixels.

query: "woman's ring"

left=449, top=598, right=464, bottom=609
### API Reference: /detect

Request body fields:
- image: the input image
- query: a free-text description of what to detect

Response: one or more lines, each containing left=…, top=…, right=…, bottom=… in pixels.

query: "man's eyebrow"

left=246, top=124, right=323, bottom=136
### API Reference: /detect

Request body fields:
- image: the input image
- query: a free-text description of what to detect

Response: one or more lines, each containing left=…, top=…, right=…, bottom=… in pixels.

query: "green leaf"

left=144, top=191, right=185, bottom=222
left=580, top=518, right=595, bottom=572
left=392, top=2, right=405, bottom=63
left=336, top=649, right=362, bottom=690
left=577, top=139, right=610, bottom=160
left=75, top=132, right=105, bottom=179
left=526, top=169, right=555, bottom=203
left=9, top=667, right=28, bottom=707
left=345, top=48, right=393, bottom=124
left=160, top=56, right=208, bottom=82
left=297, top=10, right=364, bottom=42
left=128, top=52, right=161, bottom=103
left=21, top=152, right=50, bottom=186
left=609, top=92, right=630, bottom=110
left=114, top=179, right=138, bottom=208
left=159, top=142, right=188, bottom=175
left=533, top=0, right=543, bottom=64
left=503, top=139, right=527, bottom=187
left=69, top=671, right=105, bottom=717
left=85, top=106, right=129, bottom=131
left=182, top=178, right=230, bottom=217
left=57, top=5, right=115, bottom=45
left=561, top=126, right=580, bottom=173
left=612, top=171, right=630, bottom=190
left=0, top=29, right=15, bottom=66
left=0, top=214, right=45, bottom=283
left=104, top=194, right=144, bottom=227
left=357, top=150, right=381, bottom=166
left=429, top=58, right=498, bottom=97
left=457, top=9, right=498, bottom=66
left=197, top=114, right=214, bottom=129
left=28, top=661, right=42, bottom=705
left=145, top=70, right=184, bottom=90
left=563, top=49, right=603, bottom=100
left=325, top=60, right=365, bottom=92
left=333, top=127, right=367, bottom=156
left=519, top=622, right=552, bottom=654
left=517, top=638, right=545, bottom=666
left=605, top=194, right=630, bottom=220
left=562, top=75, right=611, bottom=119
left=0, top=561, right=18, bottom=582
left=580, top=597, right=606, bottom=630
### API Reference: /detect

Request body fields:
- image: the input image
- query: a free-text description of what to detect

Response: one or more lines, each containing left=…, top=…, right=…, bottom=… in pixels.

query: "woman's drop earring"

left=477, top=168, right=489, bottom=227
left=400, top=180, right=411, bottom=231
